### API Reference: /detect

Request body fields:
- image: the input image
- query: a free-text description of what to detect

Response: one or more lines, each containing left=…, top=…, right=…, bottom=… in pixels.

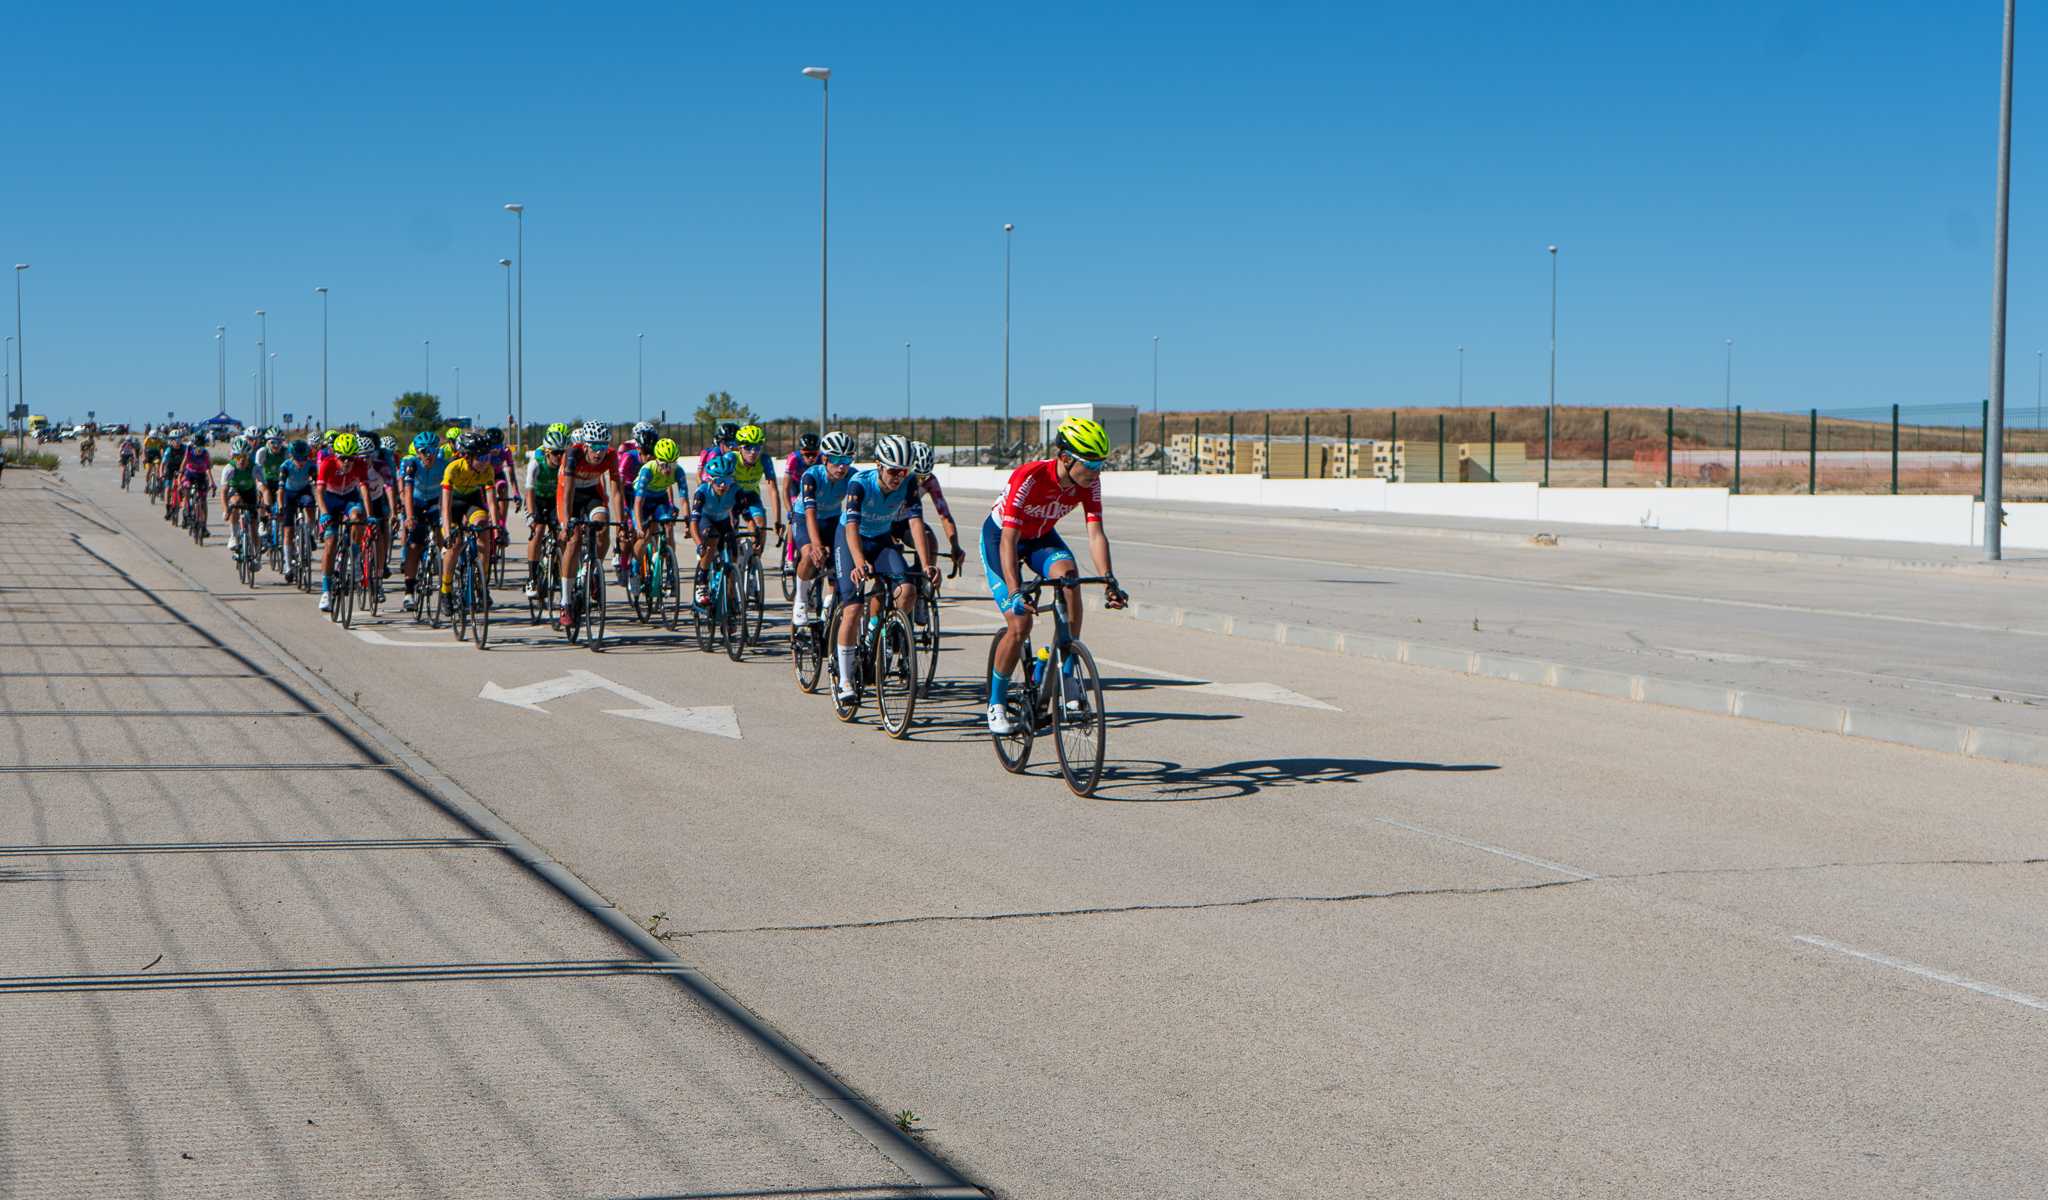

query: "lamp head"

left=504, top=203, right=524, bottom=214
left=802, top=66, right=831, bottom=81
left=1004, top=223, right=1014, bottom=233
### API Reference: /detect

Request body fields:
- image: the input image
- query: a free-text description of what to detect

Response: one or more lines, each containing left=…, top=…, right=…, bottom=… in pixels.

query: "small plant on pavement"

left=894, top=1109, right=923, bottom=1138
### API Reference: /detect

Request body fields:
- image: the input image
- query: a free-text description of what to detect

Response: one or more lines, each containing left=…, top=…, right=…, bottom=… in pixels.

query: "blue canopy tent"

left=193, top=411, right=244, bottom=435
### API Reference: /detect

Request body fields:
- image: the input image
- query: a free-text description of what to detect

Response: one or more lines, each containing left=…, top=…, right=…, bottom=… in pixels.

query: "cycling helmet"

left=546, top=422, right=571, bottom=441
left=289, top=439, right=310, bottom=460
left=910, top=441, right=935, bottom=475
left=444, top=426, right=462, bottom=445
left=874, top=434, right=913, bottom=470
left=1055, top=416, right=1111, bottom=461
left=457, top=430, right=490, bottom=456
left=736, top=424, right=765, bottom=447
left=540, top=427, right=569, bottom=451
left=485, top=427, right=505, bottom=448
left=798, top=431, right=821, bottom=453
left=266, top=432, right=284, bottom=449
left=332, top=432, right=360, bottom=458
left=574, top=420, right=609, bottom=447
left=715, top=420, right=741, bottom=442
left=820, top=430, right=853, bottom=458
left=411, top=432, right=438, bottom=455
left=653, top=437, right=680, bottom=463
left=321, top=429, right=339, bottom=447
left=380, top=436, right=398, bottom=453
left=193, top=432, right=209, bottom=447
left=632, top=421, right=657, bottom=449
left=702, top=452, right=736, bottom=482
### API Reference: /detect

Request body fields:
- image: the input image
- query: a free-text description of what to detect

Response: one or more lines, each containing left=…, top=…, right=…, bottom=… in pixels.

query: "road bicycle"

left=734, top=531, right=767, bottom=653
left=987, top=575, right=1120, bottom=797
left=693, top=533, right=743, bottom=658
left=288, top=505, right=316, bottom=594
left=328, top=516, right=368, bottom=629
left=411, top=519, right=445, bottom=628
left=779, top=531, right=798, bottom=601
left=182, top=486, right=209, bottom=545
left=560, top=516, right=612, bottom=652
left=119, top=456, right=135, bottom=491
left=789, top=567, right=827, bottom=694
left=445, top=516, right=496, bottom=649
left=527, top=518, right=561, bottom=627
left=230, top=501, right=260, bottom=588
left=825, top=566, right=922, bottom=739
left=626, top=516, right=683, bottom=631
left=144, top=463, right=163, bottom=503
left=897, top=536, right=963, bottom=698
left=262, top=501, right=284, bottom=576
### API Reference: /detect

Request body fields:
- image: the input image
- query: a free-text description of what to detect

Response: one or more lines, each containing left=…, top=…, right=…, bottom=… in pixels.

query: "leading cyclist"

left=982, top=416, right=1128, bottom=734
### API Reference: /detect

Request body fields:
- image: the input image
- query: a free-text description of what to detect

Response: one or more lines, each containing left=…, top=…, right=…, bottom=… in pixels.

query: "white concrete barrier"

left=930, top=464, right=2034, bottom=550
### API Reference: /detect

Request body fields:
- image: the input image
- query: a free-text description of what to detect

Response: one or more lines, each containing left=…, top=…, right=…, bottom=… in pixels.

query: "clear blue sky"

left=3, top=1, right=2043, bottom=429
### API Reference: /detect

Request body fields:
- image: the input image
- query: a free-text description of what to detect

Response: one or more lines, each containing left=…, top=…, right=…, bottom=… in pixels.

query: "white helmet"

left=874, top=434, right=913, bottom=470
left=820, top=430, right=854, bottom=457
left=910, top=441, right=935, bottom=475
left=574, top=420, right=610, bottom=446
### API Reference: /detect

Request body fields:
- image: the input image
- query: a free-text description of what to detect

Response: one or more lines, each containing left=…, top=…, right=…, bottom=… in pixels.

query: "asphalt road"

left=941, top=489, right=2048, bottom=740
left=28, top=459, right=2048, bottom=1198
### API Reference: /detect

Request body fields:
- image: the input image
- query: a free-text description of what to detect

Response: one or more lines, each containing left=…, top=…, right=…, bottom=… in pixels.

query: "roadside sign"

left=87, top=410, right=94, bottom=421
left=7, top=404, right=23, bottom=420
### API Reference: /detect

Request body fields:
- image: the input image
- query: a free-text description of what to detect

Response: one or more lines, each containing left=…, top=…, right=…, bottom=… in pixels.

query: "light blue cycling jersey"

left=692, top=479, right=741, bottom=522
left=839, top=467, right=924, bottom=539
left=792, top=462, right=853, bottom=518
left=399, top=451, right=446, bottom=507
left=278, top=455, right=316, bottom=492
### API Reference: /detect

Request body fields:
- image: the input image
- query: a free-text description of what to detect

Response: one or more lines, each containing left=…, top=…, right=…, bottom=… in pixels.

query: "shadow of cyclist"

left=1084, top=756, right=1498, bottom=803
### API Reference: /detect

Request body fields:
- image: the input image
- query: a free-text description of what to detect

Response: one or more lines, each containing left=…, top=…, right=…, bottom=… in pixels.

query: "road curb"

left=1098, top=597, right=2048, bottom=772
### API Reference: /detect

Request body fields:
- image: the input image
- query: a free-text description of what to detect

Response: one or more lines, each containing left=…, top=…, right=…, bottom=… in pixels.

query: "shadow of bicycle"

left=1084, top=756, right=1499, bottom=803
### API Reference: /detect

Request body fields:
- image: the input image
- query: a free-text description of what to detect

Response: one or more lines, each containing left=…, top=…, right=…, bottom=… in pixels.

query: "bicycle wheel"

left=694, top=566, right=718, bottom=653
left=236, top=517, right=256, bottom=587
left=660, top=540, right=683, bottom=632
left=447, top=542, right=470, bottom=642
left=722, top=566, right=745, bottom=662
left=986, top=630, right=1035, bottom=773
left=791, top=618, right=823, bottom=693
left=779, top=551, right=796, bottom=601
left=827, top=595, right=861, bottom=721
left=584, top=541, right=608, bottom=652
left=626, top=542, right=649, bottom=623
left=1050, top=639, right=1108, bottom=797
left=876, top=611, right=918, bottom=739
left=914, top=587, right=941, bottom=697
left=744, top=556, right=766, bottom=647
left=335, top=542, right=358, bottom=630
left=468, top=542, right=491, bottom=650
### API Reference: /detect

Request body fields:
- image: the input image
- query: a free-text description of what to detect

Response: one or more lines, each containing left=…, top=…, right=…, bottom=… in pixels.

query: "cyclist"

left=629, top=437, right=683, bottom=592
left=554, top=421, right=622, bottom=629
left=523, top=426, right=568, bottom=599
left=697, top=420, right=741, bottom=475
left=117, top=435, right=137, bottom=487
left=614, top=422, right=654, bottom=577
left=397, top=432, right=445, bottom=610
left=832, top=435, right=936, bottom=703
left=219, top=438, right=262, bottom=567
left=689, top=451, right=744, bottom=610
left=902, top=441, right=964, bottom=581
left=728, top=424, right=783, bottom=559
left=440, top=430, right=503, bottom=606
left=315, top=432, right=374, bottom=612
left=277, top=439, right=316, bottom=583
left=489, top=426, right=526, bottom=513
left=789, top=430, right=855, bottom=627
left=142, top=427, right=165, bottom=492
left=179, top=431, right=216, bottom=541
left=784, top=431, right=821, bottom=513
left=983, top=416, right=1128, bottom=734
left=161, top=433, right=189, bottom=522
left=253, top=431, right=288, bottom=550
left=79, top=428, right=95, bottom=465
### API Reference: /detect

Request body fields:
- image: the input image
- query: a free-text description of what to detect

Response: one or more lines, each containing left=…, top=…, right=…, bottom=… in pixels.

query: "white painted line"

left=1374, top=816, right=1599, bottom=880
left=1094, top=656, right=1342, bottom=711
left=350, top=629, right=467, bottom=649
left=1115, top=538, right=2048, bottom=639
left=1794, top=935, right=2048, bottom=1012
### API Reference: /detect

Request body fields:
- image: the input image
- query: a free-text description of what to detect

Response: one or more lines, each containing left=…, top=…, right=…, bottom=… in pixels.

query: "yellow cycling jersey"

left=441, top=457, right=496, bottom=496
left=731, top=450, right=770, bottom=488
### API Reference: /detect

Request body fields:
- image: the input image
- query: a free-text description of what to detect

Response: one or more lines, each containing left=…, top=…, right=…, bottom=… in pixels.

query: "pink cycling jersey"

left=615, top=444, right=642, bottom=490
left=917, top=473, right=953, bottom=522
left=992, top=459, right=1100, bottom=539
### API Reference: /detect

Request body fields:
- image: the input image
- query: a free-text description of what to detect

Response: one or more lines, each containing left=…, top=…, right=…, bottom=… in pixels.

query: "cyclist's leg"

left=1031, top=533, right=1081, bottom=640
left=980, top=516, right=1036, bottom=678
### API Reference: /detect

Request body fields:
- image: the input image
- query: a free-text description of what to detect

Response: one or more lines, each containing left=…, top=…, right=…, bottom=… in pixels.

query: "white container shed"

left=1038, top=403, right=1141, bottom=450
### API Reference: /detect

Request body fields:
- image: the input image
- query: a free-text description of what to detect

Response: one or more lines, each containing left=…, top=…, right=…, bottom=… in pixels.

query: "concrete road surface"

left=27, top=458, right=2048, bottom=1198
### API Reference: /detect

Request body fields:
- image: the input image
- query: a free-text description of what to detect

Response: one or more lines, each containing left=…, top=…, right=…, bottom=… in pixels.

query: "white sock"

left=836, top=644, right=856, bottom=685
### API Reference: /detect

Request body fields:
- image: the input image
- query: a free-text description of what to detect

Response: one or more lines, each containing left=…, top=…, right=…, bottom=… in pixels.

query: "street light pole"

left=4, top=335, right=13, bottom=454
left=504, top=205, right=525, bottom=445
left=254, top=309, right=268, bottom=429
left=13, top=266, right=27, bottom=450
left=499, top=259, right=513, bottom=434
left=1545, top=245, right=1558, bottom=486
left=803, top=66, right=831, bottom=438
left=1003, top=223, right=1014, bottom=436
left=314, top=287, right=328, bottom=432
left=1985, top=0, right=2015, bottom=560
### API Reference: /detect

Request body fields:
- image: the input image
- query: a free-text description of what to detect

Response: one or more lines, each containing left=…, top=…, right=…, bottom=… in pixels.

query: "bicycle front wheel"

left=585, top=544, right=608, bottom=652
left=468, top=544, right=490, bottom=650
left=1051, top=640, right=1108, bottom=797
left=721, top=568, right=744, bottom=663
left=876, top=611, right=918, bottom=739
left=986, top=630, right=1033, bottom=773
left=914, top=588, right=941, bottom=697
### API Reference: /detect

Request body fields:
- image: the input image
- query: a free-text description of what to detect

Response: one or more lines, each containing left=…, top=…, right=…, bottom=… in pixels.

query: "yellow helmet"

left=1054, top=416, right=1111, bottom=461
left=736, top=424, right=765, bottom=447
left=653, top=437, right=680, bottom=463
left=332, top=432, right=360, bottom=458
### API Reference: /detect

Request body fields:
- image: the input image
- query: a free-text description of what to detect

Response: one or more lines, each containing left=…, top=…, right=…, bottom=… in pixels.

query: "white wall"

left=929, top=465, right=2034, bottom=550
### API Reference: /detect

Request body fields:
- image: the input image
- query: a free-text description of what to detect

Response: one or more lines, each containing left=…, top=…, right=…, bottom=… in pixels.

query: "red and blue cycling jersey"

left=992, top=459, right=1100, bottom=538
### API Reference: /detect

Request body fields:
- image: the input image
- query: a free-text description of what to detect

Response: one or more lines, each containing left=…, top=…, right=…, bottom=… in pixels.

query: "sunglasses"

left=826, top=454, right=854, bottom=466
left=1071, top=456, right=1107, bottom=472
left=880, top=466, right=909, bottom=479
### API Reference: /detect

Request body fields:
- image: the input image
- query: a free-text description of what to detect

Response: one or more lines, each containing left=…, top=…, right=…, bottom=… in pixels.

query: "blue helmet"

left=412, top=431, right=438, bottom=455
left=702, top=452, right=736, bottom=482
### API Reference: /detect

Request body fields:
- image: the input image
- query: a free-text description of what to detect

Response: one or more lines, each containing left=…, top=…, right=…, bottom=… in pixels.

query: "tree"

left=392, top=392, right=443, bottom=435
left=693, top=391, right=757, bottom=428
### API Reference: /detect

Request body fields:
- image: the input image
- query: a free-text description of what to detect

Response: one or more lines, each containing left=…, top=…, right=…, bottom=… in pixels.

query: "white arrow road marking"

left=351, top=629, right=467, bottom=649
left=478, top=669, right=741, bottom=739
left=1093, top=657, right=1341, bottom=711
left=605, top=705, right=743, bottom=740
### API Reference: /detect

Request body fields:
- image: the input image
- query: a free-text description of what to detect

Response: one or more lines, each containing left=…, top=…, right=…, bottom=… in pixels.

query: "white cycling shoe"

left=986, top=704, right=1016, bottom=735
left=835, top=682, right=859, bottom=703
left=317, top=593, right=332, bottom=612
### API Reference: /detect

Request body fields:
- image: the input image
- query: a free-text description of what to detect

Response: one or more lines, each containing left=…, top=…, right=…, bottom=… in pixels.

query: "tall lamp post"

left=13, top=266, right=26, bottom=450
left=1003, top=223, right=1014, bottom=438
left=504, top=205, right=524, bottom=446
left=254, top=309, right=268, bottom=429
left=803, top=66, right=831, bottom=438
left=1545, top=245, right=1558, bottom=486
left=314, top=287, right=329, bottom=432
left=499, top=259, right=513, bottom=433
left=1984, top=0, right=2015, bottom=560
left=4, top=335, right=13, bottom=453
